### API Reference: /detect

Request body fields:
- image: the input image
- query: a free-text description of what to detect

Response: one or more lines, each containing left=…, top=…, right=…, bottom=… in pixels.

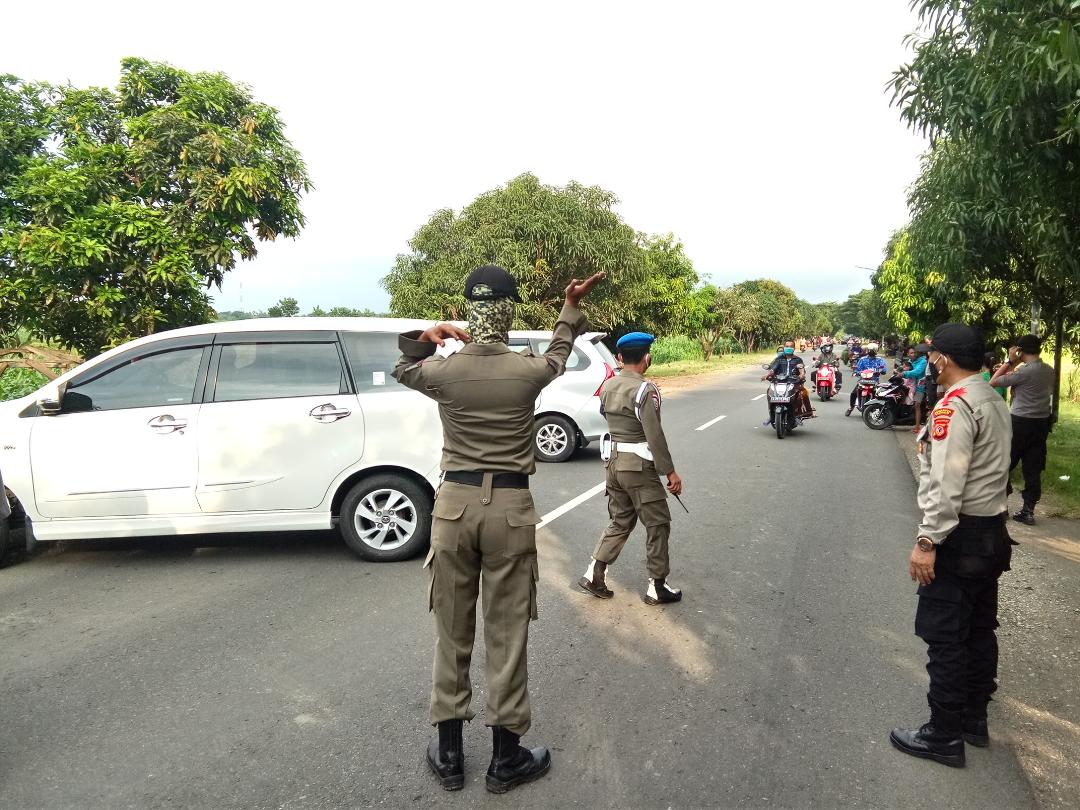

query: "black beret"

left=464, top=265, right=523, bottom=302
left=930, top=323, right=986, bottom=363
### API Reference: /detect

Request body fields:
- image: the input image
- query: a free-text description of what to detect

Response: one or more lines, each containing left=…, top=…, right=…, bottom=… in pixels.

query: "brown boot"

left=578, top=558, right=614, bottom=599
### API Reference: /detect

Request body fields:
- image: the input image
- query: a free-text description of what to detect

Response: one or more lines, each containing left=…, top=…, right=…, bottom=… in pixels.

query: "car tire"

left=0, top=516, right=11, bottom=568
left=339, top=474, right=433, bottom=562
left=534, top=414, right=577, bottom=463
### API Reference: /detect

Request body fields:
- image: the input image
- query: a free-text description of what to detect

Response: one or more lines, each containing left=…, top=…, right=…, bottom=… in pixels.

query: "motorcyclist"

left=845, top=345, right=888, bottom=416
left=811, top=342, right=842, bottom=392
left=762, top=341, right=814, bottom=424
left=849, top=339, right=865, bottom=367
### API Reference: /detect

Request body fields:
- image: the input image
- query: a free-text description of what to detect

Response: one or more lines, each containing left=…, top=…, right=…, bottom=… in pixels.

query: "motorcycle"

left=814, top=362, right=836, bottom=401
left=854, top=369, right=877, bottom=412
left=763, top=366, right=800, bottom=440
left=862, top=372, right=917, bottom=430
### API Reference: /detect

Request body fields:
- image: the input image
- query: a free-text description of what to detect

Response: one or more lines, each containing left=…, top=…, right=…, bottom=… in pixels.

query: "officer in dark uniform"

left=890, top=323, right=1014, bottom=768
left=394, top=265, right=605, bottom=793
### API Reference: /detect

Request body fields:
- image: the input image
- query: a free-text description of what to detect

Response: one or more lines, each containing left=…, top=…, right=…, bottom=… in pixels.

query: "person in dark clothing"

left=989, top=334, right=1056, bottom=525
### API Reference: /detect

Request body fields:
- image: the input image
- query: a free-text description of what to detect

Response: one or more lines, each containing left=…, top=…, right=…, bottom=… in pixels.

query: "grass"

left=1040, top=399, right=1079, bottom=518
left=0, top=368, right=49, bottom=402
left=650, top=351, right=775, bottom=379
left=1035, top=352, right=1080, bottom=518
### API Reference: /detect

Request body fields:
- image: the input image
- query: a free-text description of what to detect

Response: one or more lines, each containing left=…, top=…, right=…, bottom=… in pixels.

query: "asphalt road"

left=0, top=356, right=1056, bottom=808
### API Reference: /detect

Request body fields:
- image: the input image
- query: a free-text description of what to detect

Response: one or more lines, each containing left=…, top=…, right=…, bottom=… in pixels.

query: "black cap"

left=463, top=265, right=523, bottom=302
left=1015, top=334, right=1041, bottom=355
left=930, top=323, right=985, bottom=365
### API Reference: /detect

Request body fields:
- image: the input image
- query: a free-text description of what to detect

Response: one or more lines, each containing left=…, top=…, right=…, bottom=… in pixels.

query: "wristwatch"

left=916, top=536, right=936, bottom=552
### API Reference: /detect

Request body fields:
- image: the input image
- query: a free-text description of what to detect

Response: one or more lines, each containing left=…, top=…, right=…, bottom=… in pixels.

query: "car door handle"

left=309, top=403, right=352, bottom=423
left=148, top=414, right=188, bottom=433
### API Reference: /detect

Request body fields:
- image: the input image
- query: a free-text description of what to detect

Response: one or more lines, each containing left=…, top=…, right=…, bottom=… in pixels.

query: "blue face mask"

left=784, top=347, right=795, bottom=355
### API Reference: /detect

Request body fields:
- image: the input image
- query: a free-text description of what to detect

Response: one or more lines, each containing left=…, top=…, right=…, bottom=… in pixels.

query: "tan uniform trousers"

left=424, top=478, right=540, bottom=736
left=592, top=463, right=671, bottom=580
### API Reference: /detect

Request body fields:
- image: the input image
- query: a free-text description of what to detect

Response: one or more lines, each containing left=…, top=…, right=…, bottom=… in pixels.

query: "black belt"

left=443, top=471, right=530, bottom=490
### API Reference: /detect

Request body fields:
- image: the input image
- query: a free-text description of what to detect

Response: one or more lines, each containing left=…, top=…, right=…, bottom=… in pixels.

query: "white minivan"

left=0, top=319, right=617, bottom=563
left=0, top=318, right=445, bottom=562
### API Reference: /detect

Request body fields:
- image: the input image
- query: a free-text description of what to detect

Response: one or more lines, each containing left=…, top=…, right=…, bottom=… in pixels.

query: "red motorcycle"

left=814, top=362, right=836, bottom=401
left=854, top=369, right=877, bottom=412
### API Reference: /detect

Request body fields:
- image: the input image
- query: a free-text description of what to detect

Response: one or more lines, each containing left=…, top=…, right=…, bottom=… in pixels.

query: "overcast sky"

left=6, top=0, right=926, bottom=312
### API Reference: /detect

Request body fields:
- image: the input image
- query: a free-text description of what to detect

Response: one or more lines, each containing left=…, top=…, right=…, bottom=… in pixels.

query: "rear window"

left=592, top=341, right=617, bottom=367
left=342, top=332, right=403, bottom=394
left=535, top=340, right=589, bottom=371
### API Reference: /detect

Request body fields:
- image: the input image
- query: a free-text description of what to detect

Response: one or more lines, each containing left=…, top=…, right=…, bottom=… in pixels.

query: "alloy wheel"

left=352, top=488, right=419, bottom=551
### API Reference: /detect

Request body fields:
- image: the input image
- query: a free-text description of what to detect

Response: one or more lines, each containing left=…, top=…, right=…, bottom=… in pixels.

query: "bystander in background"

left=989, top=334, right=1056, bottom=526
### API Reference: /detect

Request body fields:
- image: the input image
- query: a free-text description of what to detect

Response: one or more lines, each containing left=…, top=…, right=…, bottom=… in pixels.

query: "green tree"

left=873, top=227, right=1030, bottom=343
left=0, top=58, right=311, bottom=357
left=729, top=278, right=801, bottom=351
left=383, top=173, right=649, bottom=330
left=628, top=234, right=699, bottom=337
left=890, top=0, right=1080, bottom=349
left=266, top=297, right=300, bottom=317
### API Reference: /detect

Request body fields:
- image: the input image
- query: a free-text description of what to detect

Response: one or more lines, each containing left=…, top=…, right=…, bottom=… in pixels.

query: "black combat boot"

left=1011, top=507, right=1035, bottom=526
left=642, top=577, right=682, bottom=605
left=485, top=726, right=551, bottom=794
left=578, top=558, right=614, bottom=599
left=889, top=700, right=965, bottom=768
left=426, top=719, right=464, bottom=790
left=963, top=697, right=990, bottom=747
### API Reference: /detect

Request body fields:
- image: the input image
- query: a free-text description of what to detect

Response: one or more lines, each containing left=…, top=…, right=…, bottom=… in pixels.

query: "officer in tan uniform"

left=578, top=332, right=684, bottom=605
left=889, top=323, right=1014, bottom=769
left=393, top=265, right=605, bottom=793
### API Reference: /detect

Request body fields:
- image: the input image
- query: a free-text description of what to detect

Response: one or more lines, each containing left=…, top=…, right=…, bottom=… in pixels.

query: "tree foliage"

left=0, top=58, right=311, bottom=357
left=873, top=228, right=1030, bottom=343
left=265, top=297, right=300, bottom=318
left=383, top=173, right=685, bottom=332
left=890, top=0, right=1080, bottom=345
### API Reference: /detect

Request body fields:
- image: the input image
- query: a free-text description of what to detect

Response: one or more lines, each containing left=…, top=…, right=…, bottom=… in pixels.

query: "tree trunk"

left=1053, top=290, right=1063, bottom=423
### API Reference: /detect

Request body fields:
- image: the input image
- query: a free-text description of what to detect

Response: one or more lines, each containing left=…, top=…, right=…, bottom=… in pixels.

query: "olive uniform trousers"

left=424, top=478, right=539, bottom=736
left=592, top=457, right=671, bottom=580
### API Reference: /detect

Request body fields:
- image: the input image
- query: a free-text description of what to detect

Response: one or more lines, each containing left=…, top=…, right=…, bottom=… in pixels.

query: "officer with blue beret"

left=579, top=332, right=684, bottom=605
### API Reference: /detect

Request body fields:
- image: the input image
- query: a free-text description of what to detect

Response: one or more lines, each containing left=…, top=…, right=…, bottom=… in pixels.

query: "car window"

left=508, top=340, right=531, bottom=355
left=213, top=342, right=347, bottom=402
left=63, top=347, right=204, bottom=412
left=534, top=340, right=586, bottom=370
left=593, top=341, right=617, bottom=368
left=341, top=332, right=405, bottom=394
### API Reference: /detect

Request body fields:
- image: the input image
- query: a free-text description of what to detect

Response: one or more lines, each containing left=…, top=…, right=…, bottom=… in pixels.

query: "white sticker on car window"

left=372, top=371, right=386, bottom=386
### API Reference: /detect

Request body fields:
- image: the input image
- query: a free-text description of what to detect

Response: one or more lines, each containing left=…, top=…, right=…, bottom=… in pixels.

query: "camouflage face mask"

left=467, top=286, right=515, bottom=345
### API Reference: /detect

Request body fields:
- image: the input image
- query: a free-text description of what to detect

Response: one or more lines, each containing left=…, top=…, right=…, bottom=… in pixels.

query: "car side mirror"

left=38, top=398, right=62, bottom=416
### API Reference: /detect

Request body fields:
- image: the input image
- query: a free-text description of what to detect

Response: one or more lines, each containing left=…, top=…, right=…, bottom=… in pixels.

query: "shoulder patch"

left=931, top=406, right=954, bottom=441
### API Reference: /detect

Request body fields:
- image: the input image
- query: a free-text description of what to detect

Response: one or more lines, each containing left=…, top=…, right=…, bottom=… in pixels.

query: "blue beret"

left=616, top=331, right=656, bottom=350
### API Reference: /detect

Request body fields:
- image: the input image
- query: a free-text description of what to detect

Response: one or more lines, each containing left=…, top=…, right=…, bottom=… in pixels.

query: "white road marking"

left=752, top=393, right=766, bottom=401
left=694, top=414, right=728, bottom=431
left=537, top=481, right=606, bottom=530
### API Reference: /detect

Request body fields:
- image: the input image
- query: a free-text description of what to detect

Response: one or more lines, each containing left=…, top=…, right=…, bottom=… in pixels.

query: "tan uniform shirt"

left=601, top=370, right=675, bottom=476
left=393, top=302, right=587, bottom=474
left=917, top=373, right=1012, bottom=544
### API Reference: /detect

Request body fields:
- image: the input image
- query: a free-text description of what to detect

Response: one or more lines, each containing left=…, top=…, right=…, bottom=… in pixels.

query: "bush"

left=0, top=368, right=49, bottom=402
left=651, top=335, right=704, bottom=364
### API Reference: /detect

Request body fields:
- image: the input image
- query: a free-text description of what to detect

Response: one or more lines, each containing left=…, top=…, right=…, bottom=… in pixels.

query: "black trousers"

left=914, top=515, right=1012, bottom=716
left=1010, top=416, right=1051, bottom=510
